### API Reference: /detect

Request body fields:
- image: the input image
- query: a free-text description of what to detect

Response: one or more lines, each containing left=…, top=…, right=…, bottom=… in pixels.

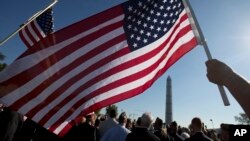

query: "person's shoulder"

left=147, top=131, right=160, bottom=141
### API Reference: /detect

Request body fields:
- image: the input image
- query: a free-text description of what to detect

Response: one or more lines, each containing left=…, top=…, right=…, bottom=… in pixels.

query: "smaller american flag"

left=19, top=9, right=53, bottom=48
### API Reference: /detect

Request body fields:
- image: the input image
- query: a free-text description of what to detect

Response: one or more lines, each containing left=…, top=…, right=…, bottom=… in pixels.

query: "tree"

left=0, top=52, right=7, bottom=72
left=105, top=105, right=118, bottom=116
left=235, top=113, right=250, bottom=125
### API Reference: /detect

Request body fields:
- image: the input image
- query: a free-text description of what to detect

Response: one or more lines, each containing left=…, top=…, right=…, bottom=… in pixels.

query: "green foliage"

left=235, top=113, right=250, bottom=125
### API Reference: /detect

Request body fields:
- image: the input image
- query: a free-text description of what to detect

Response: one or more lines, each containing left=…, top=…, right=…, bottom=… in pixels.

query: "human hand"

left=205, top=59, right=234, bottom=86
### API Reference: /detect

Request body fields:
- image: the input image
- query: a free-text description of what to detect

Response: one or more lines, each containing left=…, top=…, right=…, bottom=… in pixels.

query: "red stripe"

left=19, top=29, right=32, bottom=49
left=2, top=21, right=124, bottom=105
left=71, top=38, right=198, bottom=123
left=46, top=21, right=193, bottom=128
left=30, top=21, right=44, bottom=41
left=25, top=34, right=127, bottom=118
left=24, top=25, right=37, bottom=46
left=39, top=14, right=190, bottom=126
left=51, top=36, right=196, bottom=134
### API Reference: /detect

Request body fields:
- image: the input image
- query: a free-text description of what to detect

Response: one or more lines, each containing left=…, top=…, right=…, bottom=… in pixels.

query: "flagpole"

left=183, top=0, right=230, bottom=106
left=0, top=0, right=58, bottom=47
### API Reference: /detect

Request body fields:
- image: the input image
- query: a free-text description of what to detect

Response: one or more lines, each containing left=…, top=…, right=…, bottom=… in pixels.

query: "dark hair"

left=109, top=109, right=118, bottom=118
left=118, top=112, right=127, bottom=123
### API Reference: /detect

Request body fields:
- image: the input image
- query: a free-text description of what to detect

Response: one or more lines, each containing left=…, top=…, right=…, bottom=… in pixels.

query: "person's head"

left=85, top=112, right=96, bottom=126
left=140, top=112, right=153, bottom=129
left=109, top=108, right=118, bottom=118
left=220, top=123, right=230, bottom=141
left=154, top=117, right=163, bottom=130
left=126, top=118, right=133, bottom=130
left=118, top=112, right=127, bottom=125
left=170, top=121, right=178, bottom=134
left=190, top=117, right=203, bottom=132
left=136, top=117, right=142, bottom=127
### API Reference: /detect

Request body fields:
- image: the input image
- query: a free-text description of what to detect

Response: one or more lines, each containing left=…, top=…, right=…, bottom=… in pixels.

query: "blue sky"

left=1, top=0, right=250, bottom=129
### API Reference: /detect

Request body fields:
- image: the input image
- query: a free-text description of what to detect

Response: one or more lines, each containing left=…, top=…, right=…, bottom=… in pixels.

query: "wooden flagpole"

left=183, top=0, right=230, bottom=106
left=0, top=0, right=58, bottom=46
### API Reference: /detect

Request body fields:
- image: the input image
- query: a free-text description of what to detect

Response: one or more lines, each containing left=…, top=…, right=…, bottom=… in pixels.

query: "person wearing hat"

left=100, top=112, right=130, bottom=141
left=63, top=112, right=100, bottom=141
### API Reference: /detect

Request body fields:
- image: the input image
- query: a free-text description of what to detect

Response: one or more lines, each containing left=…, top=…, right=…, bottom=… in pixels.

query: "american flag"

left=0, top=0, right=198, bottom=135
left=19, top=9, right=53, bottom=48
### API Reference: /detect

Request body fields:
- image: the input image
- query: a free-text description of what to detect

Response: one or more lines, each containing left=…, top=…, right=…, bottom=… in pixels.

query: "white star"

left=150, top=10, right=154, bottom=14
left=143, top=23, right=148, bottom=28
left=167, top=20, right=171, bottom=24
left=150, top=25, right=154, bottom=30
left=127, top=24, right=132, bottom=29
left=170, top=0, right=174, bottom=3
left=170, top=13, right=173, bottom=17
left=136, top=36, right=141, bottom=41
left=138, top=1, right=143, bottom=7
left=167, top=6, right=171, bottom=11
left=130, top=34, right=135, bottom=38
left=143, top=5, right=147, bottom=9
left=157, top=27, right=161, bottom=32
left=156, top=12, right=161, bottom=16
left=153, top=34, right=158, bottom=38
left=178, top=3, right=181, bottom=7
left=160, top=20, right=165, bottom=24
left=175, top=11, right=179, bottom=16
left=146, top=32, right=151, bottom=37
left=173, top=5, right=176, bottom=9
left=163, top=0, right=167, bottom=3
left=163, top=13, right=168, bottom=17
left=154, top=3, right=158, bottom=8
left=153, top=19, right=158, bottom=23
left=133, top=27, right=138, bottom=31
left=172, top=19, right=176, bottom=23
left=143, top=39, right=148, bottom=43
left=133, top=43, right=137, bottom=47
left=141, top=13, right=145, bottom=18
left=160, top=6, right=164, bottom=10
left=147, top=16, right=151, bottom=21
left=128, top=6, right=133, bottom=12
left=140, top=30, right=144, bottom=34
left=132, top=18, right=136, bottom=22
left=137, top=20, right=142, bottom=25
left=127, top=15, right=132, bottom=20
left=163, top=28, right=167, bottom=32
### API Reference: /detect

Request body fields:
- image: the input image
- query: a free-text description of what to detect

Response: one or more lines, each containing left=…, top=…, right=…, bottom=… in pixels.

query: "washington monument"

left=165, top=76, right=173, bottom=125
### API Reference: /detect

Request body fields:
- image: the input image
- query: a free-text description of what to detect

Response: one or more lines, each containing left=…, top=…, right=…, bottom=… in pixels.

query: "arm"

left=206, top=59, right=250, bottom=117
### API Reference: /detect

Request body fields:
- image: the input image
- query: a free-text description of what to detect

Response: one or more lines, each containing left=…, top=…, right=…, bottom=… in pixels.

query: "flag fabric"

left=0, top=0, right=198, bottom=136
left=19, top=9, right=53, bottom=48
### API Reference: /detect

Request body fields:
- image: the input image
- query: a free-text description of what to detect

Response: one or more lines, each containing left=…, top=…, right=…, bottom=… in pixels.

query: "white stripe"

left=0, top=14, right=124, bottom=83
left=53, top=121, right=69, bottom=134
left=20, top=28, right=33, bottom=46
left=27, top=23, right=40, bottom=42
left=51, top=27, right=192, bottom=133
left=44, top=12, right=192, bottom=127
left=34, top=20, right=46, bottom=37
left=57, top=30, right=196, bottom=130
left=22, top=37, right=126, bottom=117
left=1, top=27, right=125, bottom=108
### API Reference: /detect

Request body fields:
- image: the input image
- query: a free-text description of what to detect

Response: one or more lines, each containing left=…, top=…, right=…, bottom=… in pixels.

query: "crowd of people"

left=1, top=59, right=250, bottom=141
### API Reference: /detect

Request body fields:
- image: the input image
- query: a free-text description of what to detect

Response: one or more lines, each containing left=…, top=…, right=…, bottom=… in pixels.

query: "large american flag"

left=0, top=0, right=198, bottom=135
left=19, top=8, right=53, bottom=48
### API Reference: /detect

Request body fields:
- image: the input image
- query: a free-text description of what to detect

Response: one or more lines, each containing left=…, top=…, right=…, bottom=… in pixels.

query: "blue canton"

left=37, top=9, right=54, bottom=35
left=123, top=0, right=184, bottom=51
